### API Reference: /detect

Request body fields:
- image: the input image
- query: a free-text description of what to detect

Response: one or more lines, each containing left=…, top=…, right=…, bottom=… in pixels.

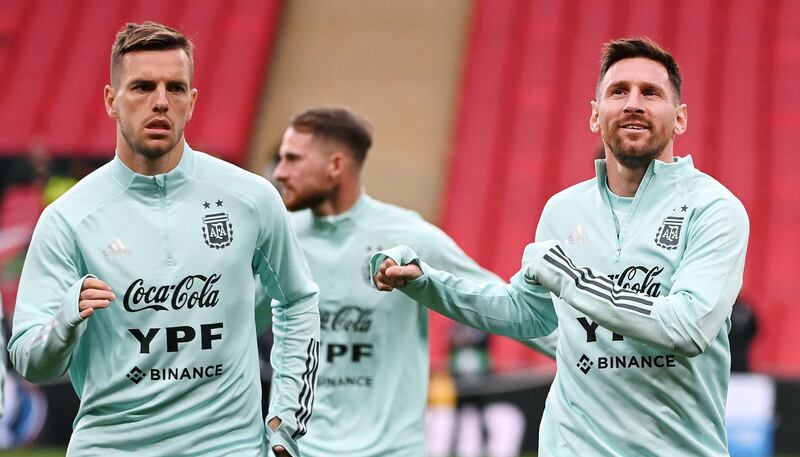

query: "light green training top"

left=372, top=156, right=749, bottom=457
left=9, top=145, right=320, bottom=457
left=282, top=194, right=553, bottom=457
left=0, top=297, right=4, bottom=418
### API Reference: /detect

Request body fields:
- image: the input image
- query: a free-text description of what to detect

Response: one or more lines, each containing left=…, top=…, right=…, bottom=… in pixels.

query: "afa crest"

left=202, top=212, right=234, bottom=249
left=654, top=216, right=683, bottom=250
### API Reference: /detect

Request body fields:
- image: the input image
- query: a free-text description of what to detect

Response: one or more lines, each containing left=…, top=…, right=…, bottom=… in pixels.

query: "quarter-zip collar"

left=594, top=155, right=695, bottom=198
left=311, top=193, right=371, bottom=231
left=110, top=143, right=195, bottom=191
left=594, top=155, right=694, bottom=261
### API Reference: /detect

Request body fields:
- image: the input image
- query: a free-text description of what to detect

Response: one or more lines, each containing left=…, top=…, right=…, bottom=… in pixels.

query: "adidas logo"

left=566, top=225, right=588, bottom=245
left=103, top=238, right=132, bottom=256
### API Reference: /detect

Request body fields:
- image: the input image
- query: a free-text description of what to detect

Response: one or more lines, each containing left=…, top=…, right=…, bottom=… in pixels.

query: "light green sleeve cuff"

left=266, top=423, right=301, bottom=457
left=9, top=274, right=93, bottom=382
left=368, top=245, right=422, bottom=289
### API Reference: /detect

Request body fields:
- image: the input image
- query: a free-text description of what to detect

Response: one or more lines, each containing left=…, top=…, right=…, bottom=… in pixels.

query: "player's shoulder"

left=191, top=149, right=282, bottom=208
left=360, top=195, right=439, bottom=235
left=677, top=157, right=747, bottom=218
left=43, top=160, right=121, bottom=227
left=542, top=177, right=597, bottom=212
left=362, top=195, right=425, bottom=222
left=357, top=196, right=457, bottom=256
left=192, top=150, right=275, bottom=192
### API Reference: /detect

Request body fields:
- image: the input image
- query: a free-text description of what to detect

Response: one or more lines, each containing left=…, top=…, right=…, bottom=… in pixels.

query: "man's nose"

left=152, top=86, right=169, bottom=113
left=623, top=90, right=645, bottom=114
left=272, top=161, right=287, bottom=181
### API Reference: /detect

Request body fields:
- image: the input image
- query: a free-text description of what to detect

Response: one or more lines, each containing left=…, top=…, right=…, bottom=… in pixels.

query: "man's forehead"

left=118, top=48, right=192, bottom=82
left=281, top=128, right=317, bottom=150
left=282, top=128, right=338, bottom=157
left=601, top=57, right=670, bottom=88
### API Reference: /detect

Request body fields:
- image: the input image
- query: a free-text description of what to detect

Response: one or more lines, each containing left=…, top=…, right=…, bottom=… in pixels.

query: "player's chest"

left=557, top=199, right=692, bottom=277
left=80, top=193, right=256, bottom=270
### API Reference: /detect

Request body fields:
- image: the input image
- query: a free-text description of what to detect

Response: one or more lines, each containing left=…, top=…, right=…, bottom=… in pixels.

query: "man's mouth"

left=145, top=119, right=171, bottom=131
left=619, top=123, right=649, bottom=131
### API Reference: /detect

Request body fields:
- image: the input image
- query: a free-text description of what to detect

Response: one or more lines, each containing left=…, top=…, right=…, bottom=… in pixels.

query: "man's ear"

left=673, top=103, right=688, bottom=136
left=186, top=87, right=198, bottom=121
left=328, top=151, right=347, bottom=180
left=104, top=85, right=117, bottom=119
left=589, top=100, right=600, bottom=133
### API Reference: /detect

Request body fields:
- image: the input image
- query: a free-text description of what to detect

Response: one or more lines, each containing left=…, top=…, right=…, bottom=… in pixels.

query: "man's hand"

left=373, top=258, right=423, bottom=291
left=79, top=278, right=115, bottom=319
left=267, top=417, right=290, bottom=457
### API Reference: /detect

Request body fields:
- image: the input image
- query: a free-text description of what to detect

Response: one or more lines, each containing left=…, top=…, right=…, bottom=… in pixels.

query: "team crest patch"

left=202, top=212, right=234, bottom=249
left=654, top=216, right=683, bottom=250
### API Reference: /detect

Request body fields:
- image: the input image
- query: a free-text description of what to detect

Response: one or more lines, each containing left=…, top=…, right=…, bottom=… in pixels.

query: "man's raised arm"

left=371, top=245, right=558, bottom=340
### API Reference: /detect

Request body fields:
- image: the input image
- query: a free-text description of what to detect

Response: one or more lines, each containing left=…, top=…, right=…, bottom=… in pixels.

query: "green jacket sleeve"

left=252, top=186, right=320, bottom=457
left=7, top=208, right=91, bottom=382
left=420, top=226, right=557, bottom=359
left=370, top=245, right=558, bottom=340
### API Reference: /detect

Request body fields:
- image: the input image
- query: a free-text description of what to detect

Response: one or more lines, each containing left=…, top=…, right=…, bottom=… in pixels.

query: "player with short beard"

left=9, top=22, right=319, bottom=457
left=373, top=38, right=749, bottom=456
left=271, top=107, right=555, bottom=457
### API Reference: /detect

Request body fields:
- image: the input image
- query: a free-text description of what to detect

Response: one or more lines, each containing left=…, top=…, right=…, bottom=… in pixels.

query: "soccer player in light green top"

left=373, top=38, right=749, bottom=456
left=8, top=22, right=319, bottom=457
left=271, top=107, right=556, bottom=457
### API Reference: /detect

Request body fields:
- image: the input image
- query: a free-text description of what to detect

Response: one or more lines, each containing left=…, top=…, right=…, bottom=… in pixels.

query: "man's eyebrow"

left=605, top=81, right=628, bottom=92
left=127, top=78, right=155, bottom=86
left=639, top=81, right=666, bottom=93
left=605, top=80, right=667, bottom=93
left=127, top=78, right=189, bottom=86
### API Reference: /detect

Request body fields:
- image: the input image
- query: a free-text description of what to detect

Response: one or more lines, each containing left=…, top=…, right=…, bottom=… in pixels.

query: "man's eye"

left=169, top=85, right=186, bottom=93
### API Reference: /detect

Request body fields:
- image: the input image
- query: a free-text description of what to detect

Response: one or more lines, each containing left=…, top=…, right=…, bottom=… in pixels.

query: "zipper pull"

left=615, top=247, right=621, bottom=261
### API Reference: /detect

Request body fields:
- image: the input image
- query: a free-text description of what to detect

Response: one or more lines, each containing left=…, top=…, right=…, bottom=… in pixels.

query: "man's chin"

left=283, top=199, right=307, bottom=212
left=282, top=194, right=327, bottom=212
left=135, top=142, right=174, bottom=159
left=611, top=148, right=660, bottom=170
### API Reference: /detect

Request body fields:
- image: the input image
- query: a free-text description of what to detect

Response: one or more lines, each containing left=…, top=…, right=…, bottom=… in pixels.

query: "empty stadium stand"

left=0, top=0, right=283, bottom=164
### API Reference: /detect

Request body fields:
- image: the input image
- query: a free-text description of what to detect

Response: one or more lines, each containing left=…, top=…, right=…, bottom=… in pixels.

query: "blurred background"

left=0, top=0, right=798, bottom=456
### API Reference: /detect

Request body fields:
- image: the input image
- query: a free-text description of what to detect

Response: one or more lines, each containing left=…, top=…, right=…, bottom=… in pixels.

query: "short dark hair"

left=290, top=108, right=373, bottom=165
left=110, top=21, right=194, bottom=85
left=597, top=37, right=681, bottom=101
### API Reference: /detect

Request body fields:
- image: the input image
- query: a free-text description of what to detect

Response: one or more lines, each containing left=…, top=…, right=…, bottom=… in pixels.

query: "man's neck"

left=117, top=139, right=185, bottom=176
left=312, top=180, right=362, bottom=217
left=606, top=162, right=647, bottom=197
left=605, top=148, right=673, bottom=197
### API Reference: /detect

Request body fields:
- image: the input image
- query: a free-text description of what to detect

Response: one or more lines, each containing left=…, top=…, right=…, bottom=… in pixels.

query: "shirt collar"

left=111, top=143, right=195, bottom=191
left=594, top=154, right=694, bottom=195
left=311, top=192, right=371, bottom=229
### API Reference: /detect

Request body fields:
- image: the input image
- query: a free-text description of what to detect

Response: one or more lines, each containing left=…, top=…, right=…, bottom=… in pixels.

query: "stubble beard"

left=120, top=120, right=184, bottom=159
left=605, top=126, right=670, bottom=170
left=283, top=187, right=331, bottom=212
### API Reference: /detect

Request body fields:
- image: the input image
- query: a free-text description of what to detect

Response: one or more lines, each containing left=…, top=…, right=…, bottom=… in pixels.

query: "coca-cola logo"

left=320, top=306, right=373, bottom=332
left=608, top=266, right=663, bottom=297
left=123, top=274, right=221, bottom=312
